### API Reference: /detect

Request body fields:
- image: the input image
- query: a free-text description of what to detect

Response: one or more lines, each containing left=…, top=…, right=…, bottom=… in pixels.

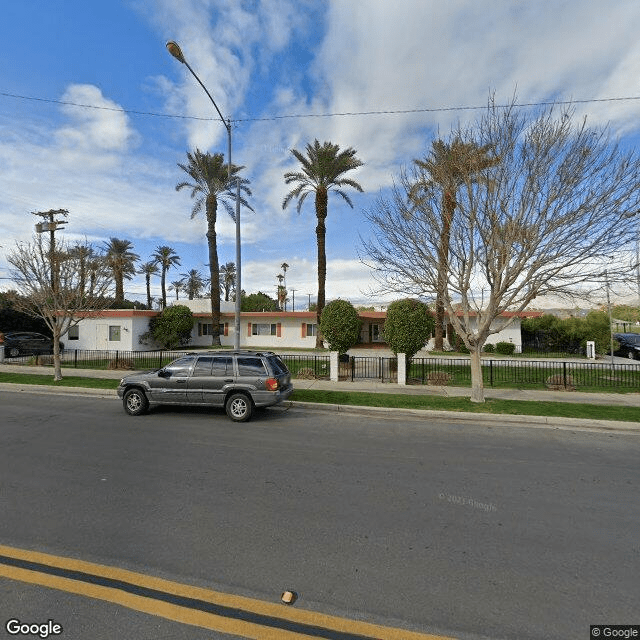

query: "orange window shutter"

left=277, top=322, right=282, bottom=337
left=224, top=323, right=228, bottom=336
left=301, top=322, right=306, bottom=338
left=247, top=323, right=252, bottom=336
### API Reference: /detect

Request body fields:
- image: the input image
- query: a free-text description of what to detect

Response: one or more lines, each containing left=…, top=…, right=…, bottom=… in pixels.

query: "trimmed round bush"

left=383, top=298, right=435, bottom=361
left=495, top=341, right=516, bottom=355
left=319, top=299, right=361, bottom=354
left=483, top=343, right=495, bottom=353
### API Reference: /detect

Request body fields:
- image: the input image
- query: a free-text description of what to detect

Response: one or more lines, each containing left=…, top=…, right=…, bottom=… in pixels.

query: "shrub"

left=143, top=304, right=194, bottom=349
left=319, top=299, right=361, bottom=354
left=383, top=299, right=434, bottom=362
left=495, top=341, right=516, bottom=355
left=483, top=343, right=495, bottom=353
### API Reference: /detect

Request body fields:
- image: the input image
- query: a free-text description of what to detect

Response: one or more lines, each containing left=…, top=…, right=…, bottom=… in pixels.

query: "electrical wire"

left=2, top=90, right=640, bottom=124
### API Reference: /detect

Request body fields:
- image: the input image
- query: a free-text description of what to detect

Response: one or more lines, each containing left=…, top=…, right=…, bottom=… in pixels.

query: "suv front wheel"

left=123, top=388, right=149, bottom=416
left=225, top=393, right=253, bottom=422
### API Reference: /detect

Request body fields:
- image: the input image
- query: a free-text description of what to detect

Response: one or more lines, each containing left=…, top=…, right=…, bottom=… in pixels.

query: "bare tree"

left=362, top=100, right=640, bottom=402
left=8, top=235, right=113, bottom=380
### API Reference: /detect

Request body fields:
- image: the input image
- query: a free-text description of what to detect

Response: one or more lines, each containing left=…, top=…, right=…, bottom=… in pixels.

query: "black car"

left=613, top=333, right=640, bottom=360
left=2, top=332, right=61, bottom=357
left=117, top=350, right=294, bottom=422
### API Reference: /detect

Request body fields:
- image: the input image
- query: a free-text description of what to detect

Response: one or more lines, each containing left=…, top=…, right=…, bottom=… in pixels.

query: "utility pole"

left=290, top=288, right=296, bottom=312
left=33, top=209, right=68, bottom=292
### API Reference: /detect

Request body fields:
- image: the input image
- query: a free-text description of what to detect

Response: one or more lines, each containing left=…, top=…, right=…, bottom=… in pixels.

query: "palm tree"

left=412, top=139, right=500, bottom=350
left=68, top=242, right=95, bottom=297
left=104, top=238, right=139, bottom=306
left=280, top=262, right=290, bottom=310
left=138, top=261, right=160, bottom=310
left=220, top=261, right=236, bottom=302
left=181, top=269, right=206, bottom=300
left=282, top=140, right=363, bottom=346
left=176, top=149, right=252, bottom=345
left=169, top=279, right=184, bottom=300
left=152, top=245, right=181, bottom=309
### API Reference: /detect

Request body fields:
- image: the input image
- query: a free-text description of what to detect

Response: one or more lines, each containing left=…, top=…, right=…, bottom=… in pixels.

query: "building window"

left=68, top=325, right=79, bottom=341
left=199, top=322, right=226, bottom=337
left=306, top=323, right=317, bottom=336
left=108, top=326, right=121, bottom=341
left=252, top=323, right=276, bottom=336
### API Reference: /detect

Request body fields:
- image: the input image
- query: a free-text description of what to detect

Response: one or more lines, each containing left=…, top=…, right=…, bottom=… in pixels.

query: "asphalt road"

left=0, top=391, right=638, bottom=640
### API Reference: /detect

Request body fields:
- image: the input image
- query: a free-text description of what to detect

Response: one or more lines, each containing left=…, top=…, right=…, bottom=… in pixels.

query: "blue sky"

left=2, top=0, right=640, bottom=308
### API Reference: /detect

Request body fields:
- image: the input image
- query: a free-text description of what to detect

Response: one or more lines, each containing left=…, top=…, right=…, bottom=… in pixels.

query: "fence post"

left=397, top=354, right=406, bottom=385
left=351, top=356, right=355, bottom=382
left=329, top=351, right=339, bottom=382
left=563, top=361, right=567, bottom=388
left=490, top=360, right=494, bottom=387
left=74, top=349, right=78, bottom=368
left=158, top=350, right=163, bottom=369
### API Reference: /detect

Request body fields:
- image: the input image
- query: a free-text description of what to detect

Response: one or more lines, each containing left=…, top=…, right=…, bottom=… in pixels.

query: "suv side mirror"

left=158, top=368, right=170, bottom=378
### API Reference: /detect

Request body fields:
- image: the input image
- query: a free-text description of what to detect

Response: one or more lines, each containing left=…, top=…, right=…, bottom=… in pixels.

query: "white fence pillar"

left=586, top=341, right=596, bottom=359
left=397, top=353, right=406, bottom=385
left=330, top=351, right=339, bottom=381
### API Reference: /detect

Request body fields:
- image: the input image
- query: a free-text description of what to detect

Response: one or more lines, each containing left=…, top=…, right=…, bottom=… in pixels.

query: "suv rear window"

left=266, top=355, right=289, bottom=375
left=237, top=357, right=267, bottom=376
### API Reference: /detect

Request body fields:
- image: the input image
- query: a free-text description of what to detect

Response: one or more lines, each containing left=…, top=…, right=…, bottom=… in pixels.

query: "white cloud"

left=56, top=84, right=138, bottom=154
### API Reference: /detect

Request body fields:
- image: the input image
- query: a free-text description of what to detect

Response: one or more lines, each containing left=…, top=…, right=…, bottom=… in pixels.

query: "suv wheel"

left=123, top=388, right=149, bottom=416
left=226, top=393, right=253, bottom=422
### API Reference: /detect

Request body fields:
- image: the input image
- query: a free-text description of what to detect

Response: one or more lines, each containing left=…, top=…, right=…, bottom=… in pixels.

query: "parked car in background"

left=2, top=332, right=62, bottom=357
left=117, top=350, right=294, bottom=422
left=613, top=333, right=640, bottom=360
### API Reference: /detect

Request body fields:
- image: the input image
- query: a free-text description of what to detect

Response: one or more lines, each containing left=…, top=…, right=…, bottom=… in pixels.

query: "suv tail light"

left=265, top=377, right=279, bottom=391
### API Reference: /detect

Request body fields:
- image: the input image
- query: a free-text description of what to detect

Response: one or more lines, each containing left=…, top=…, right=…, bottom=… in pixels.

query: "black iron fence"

left=4, top=349, right=639, bottom=390
left=279, top=354, right=331, bottom=380
left=341, top=356, right=398, bottom=382
left=408, top=357, right=640, bottom=389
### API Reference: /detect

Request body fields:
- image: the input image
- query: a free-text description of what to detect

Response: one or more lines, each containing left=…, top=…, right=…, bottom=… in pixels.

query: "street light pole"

left=166, top=40, right=242, bottom=350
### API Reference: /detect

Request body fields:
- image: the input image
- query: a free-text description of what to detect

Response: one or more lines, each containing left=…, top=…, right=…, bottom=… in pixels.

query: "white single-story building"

left=66, top=301, right=542, bottom=353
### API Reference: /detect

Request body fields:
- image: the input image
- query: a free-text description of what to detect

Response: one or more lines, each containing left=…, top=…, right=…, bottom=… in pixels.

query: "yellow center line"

left=0, top=544, right=455, bottom=640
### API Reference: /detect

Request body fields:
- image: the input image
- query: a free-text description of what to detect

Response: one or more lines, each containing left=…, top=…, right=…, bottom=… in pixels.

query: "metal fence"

left=4, top=349, right=640, bottom=390
left=279, top=354, right=331, bottom=380
left=341, top=356, right=398, bottom=382
left=408, top=357, right=640, bottom=389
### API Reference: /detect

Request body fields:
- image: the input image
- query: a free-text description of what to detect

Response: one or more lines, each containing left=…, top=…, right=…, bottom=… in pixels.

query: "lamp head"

left=166, top=40, right=186, bottom=64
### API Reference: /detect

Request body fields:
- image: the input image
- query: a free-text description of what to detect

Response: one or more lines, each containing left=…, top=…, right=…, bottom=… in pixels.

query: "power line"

left=2, top=89, right=640, bottom=124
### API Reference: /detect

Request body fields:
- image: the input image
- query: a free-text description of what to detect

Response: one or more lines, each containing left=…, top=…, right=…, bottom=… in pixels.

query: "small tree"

left=319, top=299, right=361, bottom=354
left=383, top=299, right=435, bottom=365
left=362, top=99, right=640, bottom=402
left=8, top=234, right=112, bottom=380
left=145, top=304, right=194, bottom=349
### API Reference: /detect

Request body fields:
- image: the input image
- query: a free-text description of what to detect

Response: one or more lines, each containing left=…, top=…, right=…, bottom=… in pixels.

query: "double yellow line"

left=0, top=544, right=454, bottom=639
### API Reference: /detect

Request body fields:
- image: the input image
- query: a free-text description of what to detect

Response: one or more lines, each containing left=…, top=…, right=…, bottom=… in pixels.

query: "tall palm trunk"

left=145, top=274, right=152, bottom=309
left=435, top=189, right=455, bottom=351
left=315, top=187, right=328, bottom=348
left=115, top=269, right=124, bottom=305
left=160, top=269, right=167, bottom=309
left=206, top=194, right=222, bottom=346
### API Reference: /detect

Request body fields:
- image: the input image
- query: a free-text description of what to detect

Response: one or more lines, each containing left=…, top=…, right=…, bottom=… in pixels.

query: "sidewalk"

left=2, top=363, right=640, bottom=407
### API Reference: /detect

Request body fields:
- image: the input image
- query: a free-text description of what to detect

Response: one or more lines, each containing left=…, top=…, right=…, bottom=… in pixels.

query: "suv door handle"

left=224, top=378, right=233, bottom=382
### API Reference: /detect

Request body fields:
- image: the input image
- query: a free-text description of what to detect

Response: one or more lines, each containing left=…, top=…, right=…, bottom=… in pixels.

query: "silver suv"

left=117, top=350, right=293, bottom=422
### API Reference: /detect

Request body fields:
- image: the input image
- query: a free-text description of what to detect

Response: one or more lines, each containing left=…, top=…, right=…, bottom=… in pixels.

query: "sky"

left=2, top=0, right=640, bottom=309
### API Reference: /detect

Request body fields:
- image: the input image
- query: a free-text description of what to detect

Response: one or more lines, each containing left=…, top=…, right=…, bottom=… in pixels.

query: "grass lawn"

left=1, top=372, right=638, bottom=424
left=290, top=389, right=640, bottom=423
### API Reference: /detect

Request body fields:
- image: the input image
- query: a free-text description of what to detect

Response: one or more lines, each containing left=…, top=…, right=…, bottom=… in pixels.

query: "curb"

left=1, top=383, right=638, bottom=434
left=285, top=401, right=640, bottom=434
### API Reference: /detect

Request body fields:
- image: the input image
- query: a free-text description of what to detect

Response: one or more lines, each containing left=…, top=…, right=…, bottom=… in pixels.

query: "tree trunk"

left=52, top=322, right=62, bottom=381
left=469, top=347, right=485, bottom=403
left=161, top=270, right=167, bottom=309
left=146, top=275, right=152, bottom=309
left=115, top=269, right=124, bottom=306
left=435, top=190, right=455, bottom=351
left=206, top=195, right=222, bottom=346
left=315, top=188, right=328, bottom=349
